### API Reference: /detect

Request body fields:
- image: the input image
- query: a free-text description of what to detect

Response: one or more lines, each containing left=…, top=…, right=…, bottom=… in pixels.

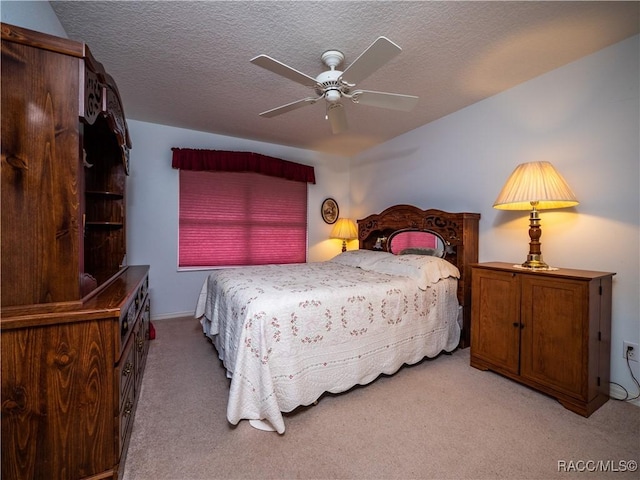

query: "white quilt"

left=195, top=251, right=461, bottom=433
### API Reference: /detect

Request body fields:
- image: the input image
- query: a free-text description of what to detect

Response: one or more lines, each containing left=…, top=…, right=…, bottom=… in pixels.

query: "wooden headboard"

left=357, top=205, right=480, bottom=348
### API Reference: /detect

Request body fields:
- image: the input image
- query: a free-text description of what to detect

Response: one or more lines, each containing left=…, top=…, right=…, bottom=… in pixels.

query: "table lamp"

left=330, top=218, right=358, bottom=252
left=493, top=161, right=578, bottom=269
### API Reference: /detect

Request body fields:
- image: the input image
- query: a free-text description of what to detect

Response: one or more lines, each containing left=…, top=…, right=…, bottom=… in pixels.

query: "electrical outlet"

left=623, top=341, right=638, bottom=362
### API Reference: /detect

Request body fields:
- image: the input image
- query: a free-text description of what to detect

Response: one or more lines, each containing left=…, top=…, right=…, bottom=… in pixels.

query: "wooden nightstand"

left=470, top=262, right=615, bottom=417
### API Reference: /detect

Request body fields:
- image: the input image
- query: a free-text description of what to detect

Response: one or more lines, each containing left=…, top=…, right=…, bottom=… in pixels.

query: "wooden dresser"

left=470, top=262, right=615, bottom=417
left=1, top=23, right=149, bottom=479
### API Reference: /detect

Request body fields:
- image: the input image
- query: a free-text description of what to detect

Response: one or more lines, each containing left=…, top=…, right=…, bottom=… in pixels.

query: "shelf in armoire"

left=86, top=190, right=124, bottom=199
left=85, top=221, right=124, bottom=228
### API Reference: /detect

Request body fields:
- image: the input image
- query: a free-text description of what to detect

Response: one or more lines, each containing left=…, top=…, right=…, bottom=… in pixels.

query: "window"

left=178, top=170, right=308, bottom=267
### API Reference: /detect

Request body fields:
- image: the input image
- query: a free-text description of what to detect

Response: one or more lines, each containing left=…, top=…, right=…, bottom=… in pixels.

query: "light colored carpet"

left=123, top=317, right=639, bottom=480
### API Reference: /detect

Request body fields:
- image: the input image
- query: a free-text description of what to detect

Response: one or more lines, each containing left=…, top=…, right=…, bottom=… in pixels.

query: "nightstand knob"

left=513, top=322, right=519, bottom=328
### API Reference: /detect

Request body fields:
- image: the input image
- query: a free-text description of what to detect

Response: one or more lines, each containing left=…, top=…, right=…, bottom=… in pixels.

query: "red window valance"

left=171, top=148, right=316, bottom=184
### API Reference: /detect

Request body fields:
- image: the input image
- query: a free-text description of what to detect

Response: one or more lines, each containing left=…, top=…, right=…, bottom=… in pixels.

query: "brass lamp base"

left=341, top=240, right=347, bottom=252
left=521, top=255, right=549, bottom=269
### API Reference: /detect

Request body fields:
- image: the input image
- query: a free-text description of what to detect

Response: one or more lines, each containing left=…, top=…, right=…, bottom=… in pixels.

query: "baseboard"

left=609, top=383, right=640, bottom=407
left=151, top=311, right=195, bottom=321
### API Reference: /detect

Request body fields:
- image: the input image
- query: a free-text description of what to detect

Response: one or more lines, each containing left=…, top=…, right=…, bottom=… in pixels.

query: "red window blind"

left=179, top=170, right=308, bottom=267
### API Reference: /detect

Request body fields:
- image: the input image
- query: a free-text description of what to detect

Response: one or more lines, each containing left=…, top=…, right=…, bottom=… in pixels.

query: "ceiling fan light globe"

left=325, top=90, right=341, bottom=103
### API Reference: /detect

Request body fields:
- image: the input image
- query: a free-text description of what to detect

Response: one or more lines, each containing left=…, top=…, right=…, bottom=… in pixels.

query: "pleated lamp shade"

left=493, top=161, right=579, bottom=210
left=330, top=218, right=358, bottom=240
left=330, top=218, right=358, bottom=252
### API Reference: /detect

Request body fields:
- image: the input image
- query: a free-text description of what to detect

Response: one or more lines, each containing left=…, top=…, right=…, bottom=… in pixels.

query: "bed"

left=195, top=205, right=480, bottom=433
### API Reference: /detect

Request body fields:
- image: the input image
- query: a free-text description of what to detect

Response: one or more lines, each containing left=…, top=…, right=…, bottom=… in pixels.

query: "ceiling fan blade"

left=251, top=54, right=318, bottom=87
left=258, top=97, right=320, bottom=118
left=351, top=90, right=419, bottom=111
left=327, top=103, right=348, bottom=134
left=341, top=37, right=402, bottom=85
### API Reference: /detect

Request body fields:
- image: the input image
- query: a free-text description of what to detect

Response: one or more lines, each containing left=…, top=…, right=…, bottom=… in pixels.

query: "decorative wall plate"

left=321, top=198, right=339, bottom=224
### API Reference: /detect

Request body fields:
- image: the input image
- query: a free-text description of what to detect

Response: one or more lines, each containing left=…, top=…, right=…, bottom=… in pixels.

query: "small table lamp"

left=330, top=218, right=358, bottom=252
left=493, top=161, right=579, bottom=269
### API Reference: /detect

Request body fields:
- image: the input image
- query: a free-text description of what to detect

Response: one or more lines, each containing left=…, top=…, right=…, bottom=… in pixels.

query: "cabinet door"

left=520, top=276, right=586, bottom=399
left=1, top=39, right=82, bottom=306
left=471, top=269, right=520, bottom=374
left=1, top=319, right=116, bottom=479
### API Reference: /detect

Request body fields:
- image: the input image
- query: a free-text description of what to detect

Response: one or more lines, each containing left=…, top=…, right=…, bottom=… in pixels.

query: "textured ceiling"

left=50, top=1, right=639, bottom=156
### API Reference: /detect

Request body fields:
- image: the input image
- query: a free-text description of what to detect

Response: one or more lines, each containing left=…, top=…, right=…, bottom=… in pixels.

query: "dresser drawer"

left=119, top=274, right=149, bottom=353
left=118, top=335, right=136, bottom=411
left=119, top=379, right=135, bottom=455
left=135, top=298, right=151, bottom=383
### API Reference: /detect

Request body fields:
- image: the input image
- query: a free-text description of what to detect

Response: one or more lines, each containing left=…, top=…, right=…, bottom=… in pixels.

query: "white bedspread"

left=195, top=254, right=461, bottom=433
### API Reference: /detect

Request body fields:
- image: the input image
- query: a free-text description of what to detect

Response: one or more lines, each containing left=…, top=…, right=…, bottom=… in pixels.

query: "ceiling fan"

left=250, top=37, right=419, bottom=134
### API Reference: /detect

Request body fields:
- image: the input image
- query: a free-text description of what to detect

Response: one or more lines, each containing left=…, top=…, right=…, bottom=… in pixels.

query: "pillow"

left=361, top=254, right=460, bottom=290
left=329, top=249, right=393, bottom=268
left=399, top=247, right=443, bottom=257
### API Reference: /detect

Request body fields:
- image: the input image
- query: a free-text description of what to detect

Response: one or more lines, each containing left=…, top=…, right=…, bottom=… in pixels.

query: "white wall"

left=0, top=0, right=66, bottom=37
left=125, top=121, right=351, bottom=318
left=6, top=0, right=638, bottom=400
left=351, top=35, right=640, bottom=397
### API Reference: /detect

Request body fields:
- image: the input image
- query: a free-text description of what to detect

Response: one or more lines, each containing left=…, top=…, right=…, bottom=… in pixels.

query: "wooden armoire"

left=1, top=23, right=150, bottom=479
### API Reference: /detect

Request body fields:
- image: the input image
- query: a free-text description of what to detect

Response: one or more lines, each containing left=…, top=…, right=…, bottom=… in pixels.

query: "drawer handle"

left=123, top=361, right=133, bottom=377
left=123, top=400, right=134, bottom=416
